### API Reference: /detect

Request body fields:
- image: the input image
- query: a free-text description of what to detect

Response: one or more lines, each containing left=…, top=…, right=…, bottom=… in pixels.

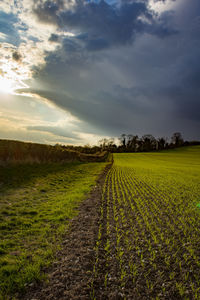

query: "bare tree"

left=98, top=138, right=116, bottom=152
left=142, top=134, right=157, bottom=151
left=127, top=135, right=139, bottom=152
left=157, top=137, right=167, bottom=150
left=119, top=134, right=127, bottom=149
left=171, top=132, right=184, bottom=147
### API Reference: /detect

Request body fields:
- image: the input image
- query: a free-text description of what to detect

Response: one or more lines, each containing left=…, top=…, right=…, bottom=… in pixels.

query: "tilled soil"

left=21, top=164, right=112, bottom=300
left=20, top=161, right=200, bottom=300
left=90, top=166, right=200, bottom=300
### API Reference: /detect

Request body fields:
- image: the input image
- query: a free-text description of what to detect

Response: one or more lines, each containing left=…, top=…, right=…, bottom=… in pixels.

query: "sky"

left=0, top=0, right=200, bottom=145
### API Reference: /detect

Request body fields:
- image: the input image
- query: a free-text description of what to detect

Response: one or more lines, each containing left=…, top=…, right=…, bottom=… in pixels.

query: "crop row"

left=91, top=161, right=200, bottom=299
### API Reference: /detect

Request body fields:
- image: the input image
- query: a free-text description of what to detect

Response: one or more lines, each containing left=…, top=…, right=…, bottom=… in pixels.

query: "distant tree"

left=98, top=138, right=108, bottom=151
left=98, top=138, right=116, bottom=152
left=157, top=137, right=167, bottom=150
left=171, top=132, right=184, bottom=147
left=127, top=135, right=139, bottom=152
left=106, top=138, right=116, bottom=152
left=127, top=134, right=133, bottom=150
left=141, top=134, right=156, bottom=151
left=83, top=144, right=92, bottom=154
left=119, top=134, right=127, bottom=149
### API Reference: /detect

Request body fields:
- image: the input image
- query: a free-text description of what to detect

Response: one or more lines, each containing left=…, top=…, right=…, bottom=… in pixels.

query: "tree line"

left=62, top=132, right=200, bottom=154
left=98, top=132, right=200, bottom=153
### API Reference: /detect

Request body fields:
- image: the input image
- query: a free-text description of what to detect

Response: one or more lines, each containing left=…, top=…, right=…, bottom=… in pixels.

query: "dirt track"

left=21, top=164, right=111, bottom=300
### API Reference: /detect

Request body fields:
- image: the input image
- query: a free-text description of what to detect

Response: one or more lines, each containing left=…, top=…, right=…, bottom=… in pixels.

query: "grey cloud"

left=166, top=70, right=200, bottom=122
left=27, top=124, right=80, bottom=140
left=59, top=1, right=148, bottom=45
left=33, top=0, right=65, bottom=24
left=145, top=10, right=178, bottom=37
left=12, top=51, right=22, bottom=61
left=32, top=0, right=177, bottom=52
left=28, top=0, right=200, bottom=140
left=63, top=35, right=109, bottom=52
left=48, top=33, right=60, bottom=42
left=86, top=38, right=110, bottom=51
left=62, top=38, right=81, bottom=53
left=28, top=35, right=41, bottom=43
left=18, top=85, right=171, bottom=136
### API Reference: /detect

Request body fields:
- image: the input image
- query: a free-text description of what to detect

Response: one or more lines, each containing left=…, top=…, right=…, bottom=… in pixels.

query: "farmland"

left=91, top=146, right=200, bottom=299
left=0, top=161, right=107, bottom=298
left=1, top=146, right=200, bottom=299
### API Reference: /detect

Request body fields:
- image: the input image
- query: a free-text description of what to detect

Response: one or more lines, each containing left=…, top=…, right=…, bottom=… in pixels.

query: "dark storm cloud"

left=59, top=1, right=148, bottom=45
left=33, top=0, right=177, bottom=52
left=28, top=0, right=200, bottom=140
left=17, top=84, right=169, bottom=136
left=33, top=0, right=65, bottom=25
left=166, top=65, right=200, bottom=122
left=145, top=10, right=178, bottom=37
left=86, top=38, right=110, bottom=51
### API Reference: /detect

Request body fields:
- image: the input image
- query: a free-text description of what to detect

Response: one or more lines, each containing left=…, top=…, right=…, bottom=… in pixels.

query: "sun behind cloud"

left=0, top=76, right=14, bottom=94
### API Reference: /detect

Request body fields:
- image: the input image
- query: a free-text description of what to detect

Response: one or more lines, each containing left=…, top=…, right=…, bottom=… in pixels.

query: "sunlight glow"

left=0, top=76, right=29, bottom=95
left=0, top=76, right=14, bottom=94
left=0, top=57, right=30, bottom=95
left=149, top=0, right=177, bottom=13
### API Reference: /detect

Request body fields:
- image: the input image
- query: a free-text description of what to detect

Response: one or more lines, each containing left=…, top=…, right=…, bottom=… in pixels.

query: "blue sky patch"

left=0, top=11, right=21, bottom=46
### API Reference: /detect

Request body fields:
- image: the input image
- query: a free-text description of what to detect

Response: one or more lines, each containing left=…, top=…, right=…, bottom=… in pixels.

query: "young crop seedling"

left=91, top=146, right=200, bottom=299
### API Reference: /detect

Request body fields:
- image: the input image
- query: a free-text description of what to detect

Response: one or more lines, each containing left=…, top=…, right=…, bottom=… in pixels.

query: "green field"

left=91, top=146, right=200, bottom=299
left=0, top=161, right=107, bottom=298
left=1, top=146, right=200, bottom=299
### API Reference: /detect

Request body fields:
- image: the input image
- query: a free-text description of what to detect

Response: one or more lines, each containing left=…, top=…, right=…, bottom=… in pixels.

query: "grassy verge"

left=0, top=161, right=107, bottom=298
left=0, top=139, right=109, bottom=164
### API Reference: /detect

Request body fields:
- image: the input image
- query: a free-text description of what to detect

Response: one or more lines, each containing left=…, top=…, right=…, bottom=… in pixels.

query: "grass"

left=91, top=146, right=200, bottom=299
left=0, top=161, right=107, bottom=298
left=0, top=139, right=109, bottom=164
